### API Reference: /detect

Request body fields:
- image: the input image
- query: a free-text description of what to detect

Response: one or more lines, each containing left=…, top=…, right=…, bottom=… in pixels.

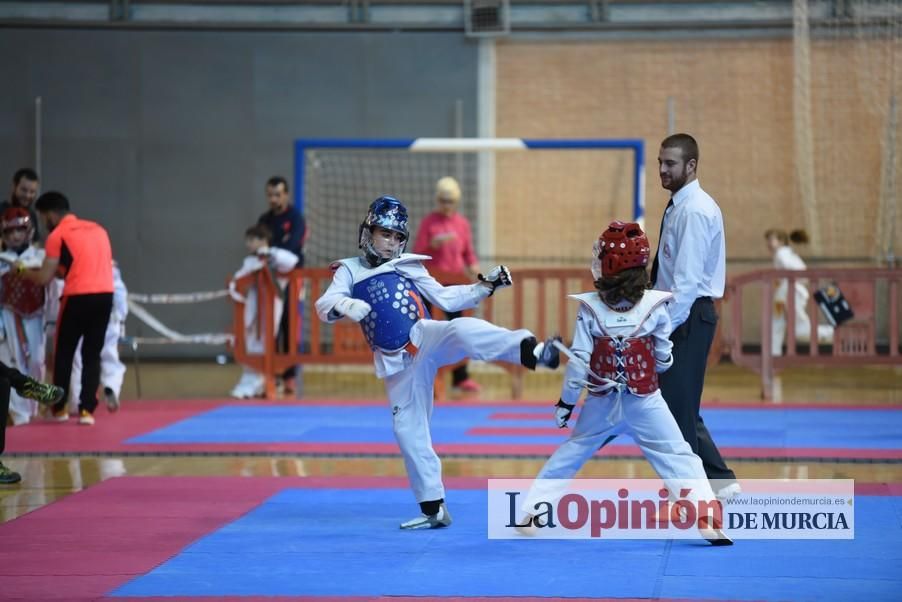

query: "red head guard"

left=1, top=207, right=31, bottom=232
left=592, top=221, right=650, bottom=279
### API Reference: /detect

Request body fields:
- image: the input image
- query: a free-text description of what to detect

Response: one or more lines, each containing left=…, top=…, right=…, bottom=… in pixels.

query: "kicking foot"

left=534, top=336, right=562, bottom=369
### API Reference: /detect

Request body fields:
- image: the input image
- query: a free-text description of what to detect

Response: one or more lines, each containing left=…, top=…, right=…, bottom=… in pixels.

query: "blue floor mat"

left=126, top=405, right=902, bottom=452
left=110, top=488, right=902, bottom=601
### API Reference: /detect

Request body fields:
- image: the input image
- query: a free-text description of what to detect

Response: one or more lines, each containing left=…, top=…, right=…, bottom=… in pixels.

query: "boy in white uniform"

left=316, top=196, right=561, bottom=530
left=229, top=224, right=299, bottom=399
left=68, top=261, right=128, bottom=413
left=521, top=221, right=731, bottom=545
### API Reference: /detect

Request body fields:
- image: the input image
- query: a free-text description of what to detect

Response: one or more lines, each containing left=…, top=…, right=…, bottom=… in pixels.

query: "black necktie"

left=649, top=198, right=674, bottom=288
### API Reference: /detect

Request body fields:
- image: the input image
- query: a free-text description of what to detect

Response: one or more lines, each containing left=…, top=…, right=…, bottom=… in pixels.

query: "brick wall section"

left=495, top=37, right=898, bottom=265
left=492, top=36, right=900, bottom=343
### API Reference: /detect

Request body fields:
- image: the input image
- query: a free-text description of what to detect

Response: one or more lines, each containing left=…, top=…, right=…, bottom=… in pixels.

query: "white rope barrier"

left=126, top=293, right=234, bottom=346
left=127, top=290, right=229, bottom=304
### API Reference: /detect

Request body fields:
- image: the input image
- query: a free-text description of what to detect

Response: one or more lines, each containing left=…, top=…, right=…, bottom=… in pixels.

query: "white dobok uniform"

left=0, top=246, right=47, bottom=425
left=68, top=262, right=129, bottom=411
left=771, top=245, right=834, bottom=356
left=316, top=253, right=535, bottom=503
left=525, top=290, right=717, bottom=510
left=229, top=247, right=299, bottom=398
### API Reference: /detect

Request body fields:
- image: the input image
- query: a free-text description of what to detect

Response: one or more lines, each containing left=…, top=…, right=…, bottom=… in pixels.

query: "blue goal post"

left=293, top=137, right=645, bottom=266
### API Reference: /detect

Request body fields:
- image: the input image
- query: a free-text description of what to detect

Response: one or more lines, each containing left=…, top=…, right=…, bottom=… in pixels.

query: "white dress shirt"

left=653, top=179, right=725, bottom=329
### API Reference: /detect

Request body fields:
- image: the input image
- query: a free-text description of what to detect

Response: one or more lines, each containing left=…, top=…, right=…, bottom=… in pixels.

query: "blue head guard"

left=359, top=196, right=409, bottom=267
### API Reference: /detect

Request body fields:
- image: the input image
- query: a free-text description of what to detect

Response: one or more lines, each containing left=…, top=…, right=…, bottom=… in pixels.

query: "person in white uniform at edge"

left=764, top=228, right=834, bottom=356
left=517, top=221, right=731, bottom=545
left=316, top=196, right=562, bottom=530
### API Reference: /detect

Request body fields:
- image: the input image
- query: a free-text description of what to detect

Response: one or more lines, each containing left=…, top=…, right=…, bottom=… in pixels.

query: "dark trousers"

left=0, top=376, right=8, bottom=456
left=661, top=297, right=736, bottom=481
left=0, top=361, right=27, bottom=455
left=276, top=286, right=304, bottom=380
left=276, top=291, right=297, bottom=381
left=52, top=293, right=113, bottom=415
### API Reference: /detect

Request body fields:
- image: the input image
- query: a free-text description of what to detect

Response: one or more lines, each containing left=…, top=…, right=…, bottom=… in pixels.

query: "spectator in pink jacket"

left=413, top=176, right=481, bottom=393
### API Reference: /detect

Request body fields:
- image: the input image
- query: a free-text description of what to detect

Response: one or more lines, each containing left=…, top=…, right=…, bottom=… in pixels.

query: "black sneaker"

left=0, top=461, right=22, bottom=485
left=15, top=378, right=65, bottom=406
left=103, top=387, right=120, bottom=413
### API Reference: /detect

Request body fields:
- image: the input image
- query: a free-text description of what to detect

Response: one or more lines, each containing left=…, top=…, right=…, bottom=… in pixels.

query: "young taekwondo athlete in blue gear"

left=316, top=195, right=562, bottom=530
left=353, top=197, right=433, bottom=351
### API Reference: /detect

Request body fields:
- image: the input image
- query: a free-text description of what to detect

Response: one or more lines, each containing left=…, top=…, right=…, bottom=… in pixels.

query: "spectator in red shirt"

left=412, top=176, right=482, bottom=393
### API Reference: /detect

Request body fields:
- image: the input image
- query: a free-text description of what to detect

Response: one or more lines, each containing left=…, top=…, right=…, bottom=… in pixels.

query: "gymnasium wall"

left=495, top=36, right=898, bottom=266
left=0, top=28, right=480, bottom=354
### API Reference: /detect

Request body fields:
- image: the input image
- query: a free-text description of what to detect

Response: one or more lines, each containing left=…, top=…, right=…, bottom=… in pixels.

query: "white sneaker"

left=400, top=503, right=452, bottom=530
left=514, top=514, right=541, bottom=536
left=715, top=482, right=742, bottom=503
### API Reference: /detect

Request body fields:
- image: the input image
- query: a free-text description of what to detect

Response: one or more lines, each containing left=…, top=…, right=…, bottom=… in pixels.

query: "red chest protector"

left=572, top=290, right=672, bottom=396
left=1, top=271, right=45, bottom=317
left=589, top=336, right=658, bottom=395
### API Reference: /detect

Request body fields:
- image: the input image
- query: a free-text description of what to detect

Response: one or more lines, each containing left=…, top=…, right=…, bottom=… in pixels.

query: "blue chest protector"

left=351, top=271, right=431, bottom=352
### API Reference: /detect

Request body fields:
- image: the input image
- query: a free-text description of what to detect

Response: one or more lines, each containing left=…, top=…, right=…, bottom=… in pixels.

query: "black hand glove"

left=554, top=399, right=575, bottom=428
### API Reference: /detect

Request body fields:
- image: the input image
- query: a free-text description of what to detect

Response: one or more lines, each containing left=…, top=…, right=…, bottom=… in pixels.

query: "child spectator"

left=229, top=224, right=298, bottom=398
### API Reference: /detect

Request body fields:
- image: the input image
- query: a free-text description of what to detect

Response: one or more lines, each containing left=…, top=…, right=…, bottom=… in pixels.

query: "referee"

left=651, top=133, right=739, bottom=497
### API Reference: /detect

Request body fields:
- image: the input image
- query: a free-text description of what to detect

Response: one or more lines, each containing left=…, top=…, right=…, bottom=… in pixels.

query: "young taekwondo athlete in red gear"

left=519, top=221, right=732, bottom=545
left=0, top=207, right=48, bottom=425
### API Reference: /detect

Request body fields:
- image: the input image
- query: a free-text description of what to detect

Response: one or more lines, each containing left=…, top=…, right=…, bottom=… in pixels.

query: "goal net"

left=796, top=0, right=902, bottom=263
left=294, top=138, right=645, bottom=269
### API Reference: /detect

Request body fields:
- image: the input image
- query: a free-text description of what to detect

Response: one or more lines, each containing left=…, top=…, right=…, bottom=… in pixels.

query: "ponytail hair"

left=595, top=266, right=649, bottom=307
left=789, top=229, right=809, bottom=245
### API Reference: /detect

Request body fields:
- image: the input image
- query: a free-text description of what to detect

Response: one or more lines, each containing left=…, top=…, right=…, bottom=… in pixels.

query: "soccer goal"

left=294, top=138, right=645, bottom=268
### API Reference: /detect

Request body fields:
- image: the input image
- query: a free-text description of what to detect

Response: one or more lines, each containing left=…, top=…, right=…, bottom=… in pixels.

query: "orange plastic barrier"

left=723, top=267, right=901, bottom=400
left=230, top=267, right=597, bottom=400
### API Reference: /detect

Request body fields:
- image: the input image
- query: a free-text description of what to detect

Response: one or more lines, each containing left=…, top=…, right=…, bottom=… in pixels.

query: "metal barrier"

left=232, top=265, right=900, bottom=402
left=723, top=268, right=901, bottom=400
left=230, top=266, right=596, bottom=400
